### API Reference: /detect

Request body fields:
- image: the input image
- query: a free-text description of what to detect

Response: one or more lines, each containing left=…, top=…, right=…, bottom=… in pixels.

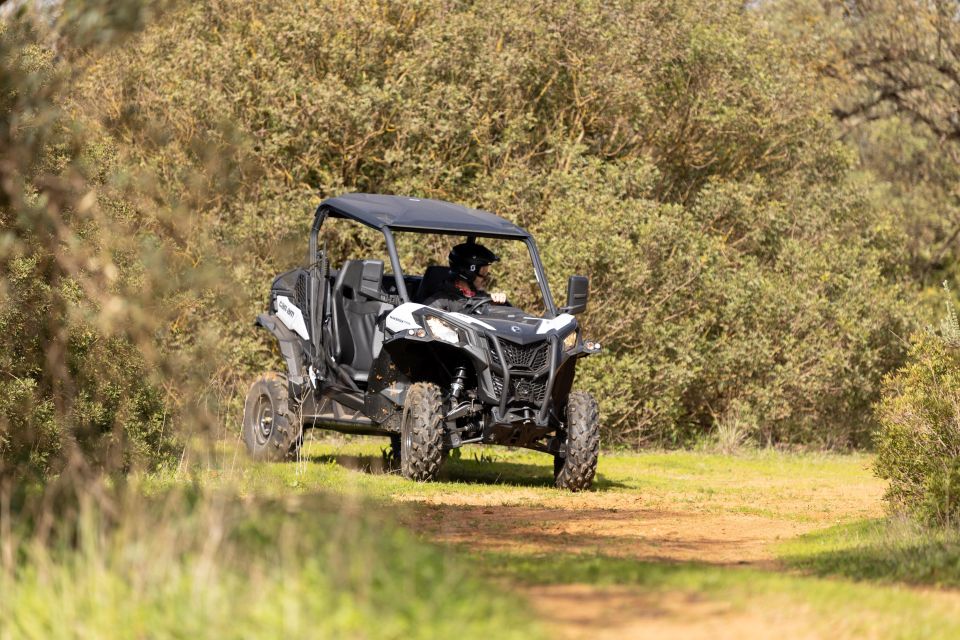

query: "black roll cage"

left=309, top=203, right=560, bottom=317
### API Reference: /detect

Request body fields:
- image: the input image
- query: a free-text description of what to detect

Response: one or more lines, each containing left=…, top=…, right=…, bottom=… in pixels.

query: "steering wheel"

left=461, top=295, right=492, bottom=314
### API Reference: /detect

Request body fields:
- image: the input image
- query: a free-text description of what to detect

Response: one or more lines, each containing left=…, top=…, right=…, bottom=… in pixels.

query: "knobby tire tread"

left=401, top=382, right=444, bottom=482
left=555, top=391, right=600, bottom=492
left=243, top=373, right=302, bottom=462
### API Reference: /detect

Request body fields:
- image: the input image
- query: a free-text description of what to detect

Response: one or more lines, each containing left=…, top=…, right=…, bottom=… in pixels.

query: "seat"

left=331, top=259, right=390, bottom=383
left=415, top=265, right=452, bottom=303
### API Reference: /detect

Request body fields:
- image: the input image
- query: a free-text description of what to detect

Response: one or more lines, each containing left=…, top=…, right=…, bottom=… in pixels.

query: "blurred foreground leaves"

left=0, top=1, right=200, bottom=482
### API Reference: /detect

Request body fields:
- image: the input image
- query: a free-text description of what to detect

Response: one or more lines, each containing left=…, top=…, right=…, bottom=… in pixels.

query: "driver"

left=423, top=241, right=509, bottom=312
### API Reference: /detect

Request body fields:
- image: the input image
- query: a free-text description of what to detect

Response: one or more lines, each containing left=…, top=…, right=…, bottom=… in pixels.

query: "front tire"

left=242, top=374, right=301, bottom=461
left=400, top=382, right=445, bottom=481
left=554, top=391, right=600, bottom=491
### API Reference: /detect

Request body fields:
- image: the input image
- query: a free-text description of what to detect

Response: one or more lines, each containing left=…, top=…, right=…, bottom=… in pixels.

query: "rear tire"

left=400, top=382, right=445, bottom=481
left=554, top=391, right=600, bottom=491
left=242, top=374, right=301, bottom=461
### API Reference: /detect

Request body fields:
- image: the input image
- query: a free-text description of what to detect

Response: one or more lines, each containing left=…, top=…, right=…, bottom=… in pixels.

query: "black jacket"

left=422, top=278, right=484, bottom=313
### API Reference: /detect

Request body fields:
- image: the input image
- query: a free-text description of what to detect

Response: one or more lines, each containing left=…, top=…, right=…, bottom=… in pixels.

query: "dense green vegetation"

left=63, top=0, right=916, bottom=452
left=8, top=8, right=960, bottom=636
left=0, top=2, right=184, bottom=482
left=18, top=0, right=960, bottom=476
left=873, top=295, right=960, bottom=526
left=763, top=0, right=960, bottom=528
left=9, top=2, right=960, bottom=637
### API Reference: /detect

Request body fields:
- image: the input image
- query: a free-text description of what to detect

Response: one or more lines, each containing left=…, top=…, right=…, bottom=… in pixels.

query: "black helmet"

left=449, top=242, right=499, bottom=283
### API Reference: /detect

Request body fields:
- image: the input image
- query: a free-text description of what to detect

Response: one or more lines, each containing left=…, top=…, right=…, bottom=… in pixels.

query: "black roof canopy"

left=319, top=193, right=529, bottom=238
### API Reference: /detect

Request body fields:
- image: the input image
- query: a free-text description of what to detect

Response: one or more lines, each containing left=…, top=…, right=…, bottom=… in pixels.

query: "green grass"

left=177, top=436, right=877, bottom=499
left=12, top=438, right=957, bottom=639
left=780, top=517, right=960, bottom=588
left=478, top=551, right=960, bottom=639
left=225, top=438, right=953, bottom=640
left=0, top=484, right=543, bottom=640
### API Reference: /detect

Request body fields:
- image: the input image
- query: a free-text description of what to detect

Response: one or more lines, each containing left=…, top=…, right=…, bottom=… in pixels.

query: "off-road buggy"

left=243, top=193, right=601, bottom=490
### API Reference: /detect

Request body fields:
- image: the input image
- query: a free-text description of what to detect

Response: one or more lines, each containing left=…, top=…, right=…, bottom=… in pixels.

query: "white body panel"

left=448, top=312, right=496, bottom=331
left=536, top=313, right=575, bottom=335
left=387, top=303, right=572, bottom=336
left=276, top=295, right=310, bottom=341
left=385, top=302, right=426, bottom=333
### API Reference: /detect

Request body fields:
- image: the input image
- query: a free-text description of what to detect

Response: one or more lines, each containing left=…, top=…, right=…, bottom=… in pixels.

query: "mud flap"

left=256, top=314, right=309, bottom=387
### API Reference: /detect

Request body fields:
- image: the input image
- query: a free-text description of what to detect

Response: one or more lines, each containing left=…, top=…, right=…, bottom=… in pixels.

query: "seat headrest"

left=337, top=259, right=384, bottom=300
left=417, top=265, right=452, bottom=302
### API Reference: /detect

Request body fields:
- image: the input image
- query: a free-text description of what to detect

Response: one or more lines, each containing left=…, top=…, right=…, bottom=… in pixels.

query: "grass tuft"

left=780, top=517, right=960, bottom=588
left=0, top=481, right=542, bottom=640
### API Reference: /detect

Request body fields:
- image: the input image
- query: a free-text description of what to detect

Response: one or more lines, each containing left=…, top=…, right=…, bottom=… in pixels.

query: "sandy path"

left=389, top=464, right=889, bottom=639
left=525, top=584, right=822, bottom=640
left=396, top=474, right=884, bottom=565
left=402, top=501, right=814, bottom=565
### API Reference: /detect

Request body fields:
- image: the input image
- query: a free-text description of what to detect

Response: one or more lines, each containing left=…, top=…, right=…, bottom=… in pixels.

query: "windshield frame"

left=383, top=227, right=558, bottom=317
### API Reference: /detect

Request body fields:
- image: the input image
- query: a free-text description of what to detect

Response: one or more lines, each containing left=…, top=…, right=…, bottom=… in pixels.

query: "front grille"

left=490, top=373, right=546, bottom=404
left=489, top=337, right=552, bottom=406
left=490, top=339, right=549, bottom=370
left=492, top=373, right=504, bottom=396
left=512, top=378, right=547, bottom=403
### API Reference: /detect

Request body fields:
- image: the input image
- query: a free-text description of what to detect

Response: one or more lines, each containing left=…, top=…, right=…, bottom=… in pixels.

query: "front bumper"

left=484, top=334, right=561, bottom=426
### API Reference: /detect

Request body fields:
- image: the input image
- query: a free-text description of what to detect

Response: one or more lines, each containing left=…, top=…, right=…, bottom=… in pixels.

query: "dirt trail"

left=403, top=500, right=813, bottom=565
left=397, top=476, right=884, bottom=565
left=391, top=464, right=888, bottom=639
left=525, top=584, right=821, bottom=640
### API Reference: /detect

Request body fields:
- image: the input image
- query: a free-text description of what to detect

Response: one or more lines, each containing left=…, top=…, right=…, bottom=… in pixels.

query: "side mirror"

left=560, top=275, right=589, bottom=315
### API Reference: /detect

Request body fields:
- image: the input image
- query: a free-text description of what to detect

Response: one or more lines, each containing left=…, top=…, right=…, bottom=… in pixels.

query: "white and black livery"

left=243, top=193, right=601, bottom=491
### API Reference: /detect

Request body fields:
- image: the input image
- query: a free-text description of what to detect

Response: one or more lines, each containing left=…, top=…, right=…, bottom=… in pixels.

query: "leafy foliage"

left=0, top=0, right=925, bottom=480
left=761, top=0, right=960, bottom=292
left=72, top=0, right=913, bottom=447
left=0, top=4, right=183, bottom=480
left=875, top=289, right=960, bottom=525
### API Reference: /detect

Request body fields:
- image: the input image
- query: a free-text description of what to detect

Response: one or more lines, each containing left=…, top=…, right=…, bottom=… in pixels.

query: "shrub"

left=0, top=4, right=181, bottom=481
left=71, top=0, right=914, bottom=448
left=875, top=289, right=960, bottom=526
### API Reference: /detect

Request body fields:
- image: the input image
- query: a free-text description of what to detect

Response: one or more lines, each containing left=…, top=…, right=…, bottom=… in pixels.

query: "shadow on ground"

left=399, top=498, right=800, bottom=566
left=305, top=451, right=623, bottom=490
left=781, top=519, right=960, bottom=589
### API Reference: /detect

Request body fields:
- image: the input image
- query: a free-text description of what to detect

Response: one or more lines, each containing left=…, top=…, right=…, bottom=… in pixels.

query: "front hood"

left=459, top=313, right=575, bottom=345
left=385, top=303, right=576, bottom=345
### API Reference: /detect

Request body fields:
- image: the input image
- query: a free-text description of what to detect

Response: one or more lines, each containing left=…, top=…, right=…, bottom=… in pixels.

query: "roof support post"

left=526, top=237, right=558, bottom=317
left=382, top=227, right=410, bottom=302
left=309, top=205, right=328, bottom=265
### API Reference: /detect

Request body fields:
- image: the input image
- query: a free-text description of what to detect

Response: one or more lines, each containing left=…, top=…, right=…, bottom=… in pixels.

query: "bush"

left=0, top=4, right=181, bottom=481
left=875, top=290, right=960, bottom=526
left=70, top=0, right=914, bottom=448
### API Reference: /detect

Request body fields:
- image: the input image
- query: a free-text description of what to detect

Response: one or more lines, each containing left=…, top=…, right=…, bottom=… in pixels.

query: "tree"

left=761, top=0, right=960, bottom=288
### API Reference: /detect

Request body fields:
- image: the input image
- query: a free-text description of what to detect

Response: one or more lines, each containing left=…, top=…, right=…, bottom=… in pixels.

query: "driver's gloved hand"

left=490, top=291, right=507, bottom=304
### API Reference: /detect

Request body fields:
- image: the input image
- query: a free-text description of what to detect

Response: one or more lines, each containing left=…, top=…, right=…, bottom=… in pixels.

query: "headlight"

left=425, top=316, right=461, bottom=344
left=563, top=330, right=578, bottom=351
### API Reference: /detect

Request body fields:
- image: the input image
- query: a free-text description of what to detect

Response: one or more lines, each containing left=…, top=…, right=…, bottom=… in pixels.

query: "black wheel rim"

left=254, top=393, right=275, bottom=445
